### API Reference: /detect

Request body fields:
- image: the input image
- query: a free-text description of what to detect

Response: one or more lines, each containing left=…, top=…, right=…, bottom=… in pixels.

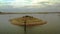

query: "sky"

left=0, top=0, right=60, bottom=12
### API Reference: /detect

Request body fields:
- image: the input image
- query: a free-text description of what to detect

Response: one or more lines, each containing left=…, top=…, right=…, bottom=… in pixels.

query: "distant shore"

left=0, top=12, right=60, bottom=14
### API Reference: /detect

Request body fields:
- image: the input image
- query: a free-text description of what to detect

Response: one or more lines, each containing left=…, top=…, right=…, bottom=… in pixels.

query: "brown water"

left=0, top=14, right=60, bottom=34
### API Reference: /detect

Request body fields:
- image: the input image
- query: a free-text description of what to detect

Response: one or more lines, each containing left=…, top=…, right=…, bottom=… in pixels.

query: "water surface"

left=0, top=14, right=60, bottom=34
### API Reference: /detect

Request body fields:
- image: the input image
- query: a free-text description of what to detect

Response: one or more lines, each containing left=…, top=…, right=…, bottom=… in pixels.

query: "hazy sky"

left=0, top=0, right=60, bottom=12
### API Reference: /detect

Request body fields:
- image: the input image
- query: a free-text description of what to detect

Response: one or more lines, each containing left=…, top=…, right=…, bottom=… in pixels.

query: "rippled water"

left=0, top=14, right=60, bottom=34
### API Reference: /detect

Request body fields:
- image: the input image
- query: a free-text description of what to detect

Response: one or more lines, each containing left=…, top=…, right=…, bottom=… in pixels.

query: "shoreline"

left=0, top=12, right=60, bottom=14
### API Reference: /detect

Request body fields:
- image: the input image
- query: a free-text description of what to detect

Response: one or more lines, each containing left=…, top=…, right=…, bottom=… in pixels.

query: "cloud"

left=10, top=0, right=49, bottom=8
left=0, top=0, right=60, bottom=8
left=0, top=0, right=14, bottom=6
left=10, top=0, right=32, bottom=8
left=0, top=3, right=60, bottom=12
left=10, top=0, right=60, bottom=8
left=24, top=0, right=60, bottom=8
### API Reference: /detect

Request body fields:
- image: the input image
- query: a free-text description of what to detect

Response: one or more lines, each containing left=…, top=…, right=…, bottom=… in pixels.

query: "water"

left=0, top=14, right=60, bottom=34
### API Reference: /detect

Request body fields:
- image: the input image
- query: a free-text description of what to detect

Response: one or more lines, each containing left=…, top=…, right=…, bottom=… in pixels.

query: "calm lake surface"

left=0, top=14, right=60, bottom=34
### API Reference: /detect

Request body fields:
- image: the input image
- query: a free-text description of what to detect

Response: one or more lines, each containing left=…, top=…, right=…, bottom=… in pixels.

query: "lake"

left=0, top=13, right=60, bottom=34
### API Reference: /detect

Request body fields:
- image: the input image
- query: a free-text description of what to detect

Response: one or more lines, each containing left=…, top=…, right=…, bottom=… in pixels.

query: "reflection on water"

left=0, top=14, right=60, bottom=34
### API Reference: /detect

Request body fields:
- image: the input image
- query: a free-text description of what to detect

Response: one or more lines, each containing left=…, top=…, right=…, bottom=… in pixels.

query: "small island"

left=9, top=15, right=47, bottom=26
